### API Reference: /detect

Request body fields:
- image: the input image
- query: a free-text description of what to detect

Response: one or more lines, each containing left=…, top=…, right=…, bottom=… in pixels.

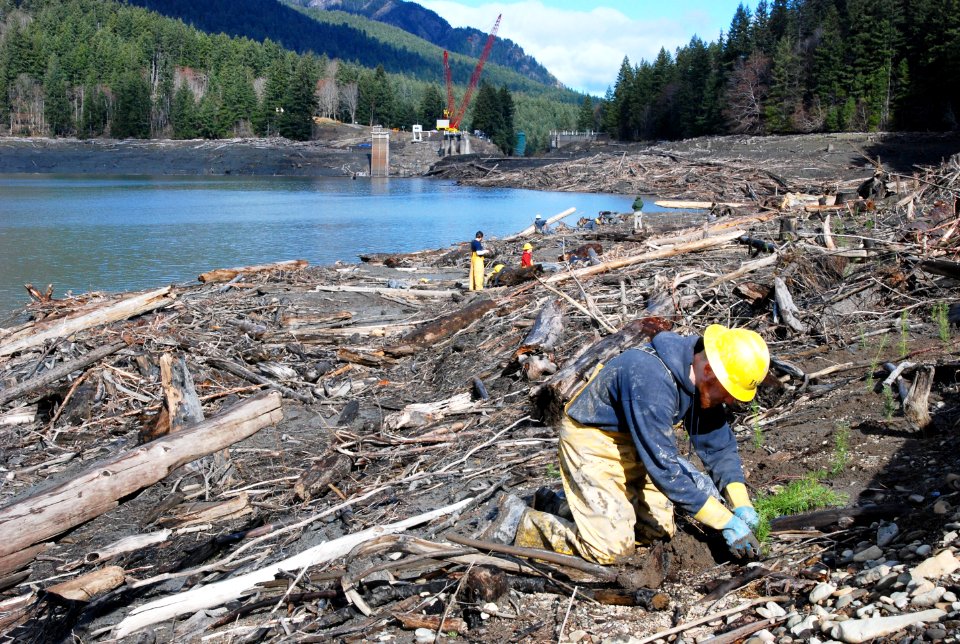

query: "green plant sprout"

left=932, top=302, right=950, bottom=344
left=830, top=423, right=850, bottom=475
left=753, top=476, right=847, bottom=542
left=545, top=463, right=561, bottom=480
left=899, top=311, right=910, bottom=358
left=866, top=334, right=888, bottom=391
left=750, top=399, right=764, bottom=449
left=883, top=387, right=897, bottom=419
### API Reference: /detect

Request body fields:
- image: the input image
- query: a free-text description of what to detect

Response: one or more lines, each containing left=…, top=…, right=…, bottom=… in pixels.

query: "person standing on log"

left=521, top=242, right=533, bottom=268
left=469, top=231, right=492, bottom=291
left=485, top=325, right=769, bottom=563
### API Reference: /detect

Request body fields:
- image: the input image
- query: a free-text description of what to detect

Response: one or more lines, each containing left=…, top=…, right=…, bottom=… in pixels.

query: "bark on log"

left=161, top=353, right=203, bottom=433
left=904, top=366, right=934, bottom=430
left=546, top=230, right=744, bottom=284
left=0, top=391, right=283, bottom=559
left=159, top=493, right=252, bottom=528
left=47, top=565, right=125, bottom=601
left=393, top=613, right=467, bottom=633
left=197, top=259, right=308, bottom=284
left=768, top=503, right=909, bottom=531
left=294, top=452, right=353, bottom=502
left=515, top=299, right=564, bottom=357
left=0, top=543, right=50, bottom=577
left=493, top=264, right=543, bottom=287
left=110, top=497, right=474, bottom=638
left=0, top=287, right=174, bottom=357
left=395, top=299, right=498, bottom=347
left=532, top=316, right=674, bottom=422
left=774, top=277, right=810, bottom=334
left=206, top=357, right=312, bottom=404
left=85, top=530, right=172, bottom=564
left=0, top=340, right=127, bottom=407
left=336, top=348, right=398, bottom=368
left=383, top=393, right=474, bottom=431
left=312, top=285, right=460, bottom=299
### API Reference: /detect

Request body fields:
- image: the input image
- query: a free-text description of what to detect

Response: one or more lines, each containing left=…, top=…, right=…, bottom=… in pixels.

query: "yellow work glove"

left=725, top=482, right=760, bottom=531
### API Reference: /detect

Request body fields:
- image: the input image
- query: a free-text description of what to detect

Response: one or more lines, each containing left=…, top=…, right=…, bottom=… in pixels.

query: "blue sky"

left=417, top=1, right=750, bottom=95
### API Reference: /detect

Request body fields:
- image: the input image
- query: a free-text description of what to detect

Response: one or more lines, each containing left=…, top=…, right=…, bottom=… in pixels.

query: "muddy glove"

left=721, top=515, right=761, bottom=559
left=733, top=506, right=760, bottom=532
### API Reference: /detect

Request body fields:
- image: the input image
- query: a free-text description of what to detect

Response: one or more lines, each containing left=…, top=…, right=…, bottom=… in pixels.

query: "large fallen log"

left=312, top=285, right=460, bottom=299
left=515, top=299, right=564, bottom=357
left=392, top=299, right=498, bottom=348
left=206, top=357, right=312, bottom=403
left=532, top=316, right=674, bottom=422
left=502, top=207, right=576, bottom=240
left=545, top=230, right=744, bottom=284
left=0, top=287, right=174, bottom=357
left=0, top=340, right=127, bottom=407
left=197, top=259, right=308, bottom=284
left=110, top=497, right=474, bottom=638
left=0, top=391, right=283, bottom=559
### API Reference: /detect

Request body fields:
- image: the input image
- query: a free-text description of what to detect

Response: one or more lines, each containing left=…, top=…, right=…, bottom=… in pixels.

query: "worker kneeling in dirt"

left=488, top=325, right=769, bottom=563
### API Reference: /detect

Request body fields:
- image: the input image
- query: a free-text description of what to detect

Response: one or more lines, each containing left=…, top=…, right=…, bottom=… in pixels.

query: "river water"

left=0, top=175, right=635, bottom=314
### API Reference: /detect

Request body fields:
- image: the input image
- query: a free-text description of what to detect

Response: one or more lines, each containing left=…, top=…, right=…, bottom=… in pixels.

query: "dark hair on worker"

left=694, top=337, right=705, bottom=354
left=475, top=231, right=484, bottom=238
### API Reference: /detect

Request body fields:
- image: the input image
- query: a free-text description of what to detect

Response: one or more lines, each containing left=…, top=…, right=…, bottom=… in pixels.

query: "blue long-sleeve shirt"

left=565, top=332, right=746, bottom=517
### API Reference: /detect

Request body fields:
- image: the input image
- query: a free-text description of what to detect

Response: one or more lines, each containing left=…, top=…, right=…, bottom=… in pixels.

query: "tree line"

left=594, top=0, right=960, bottom=141
left=0, top=0, right=575, bottom=152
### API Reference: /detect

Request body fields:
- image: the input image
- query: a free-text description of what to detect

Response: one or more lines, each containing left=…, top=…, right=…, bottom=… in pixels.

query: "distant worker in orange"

left=521, top=242, right=533, bottom=268
left=469, top=231, right=492, bottom=291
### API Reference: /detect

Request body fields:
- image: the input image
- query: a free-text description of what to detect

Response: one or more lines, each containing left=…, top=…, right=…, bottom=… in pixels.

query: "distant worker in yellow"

left=485, top=325, right=770, bottom=564
left=469, top=231, right=492, bottom=290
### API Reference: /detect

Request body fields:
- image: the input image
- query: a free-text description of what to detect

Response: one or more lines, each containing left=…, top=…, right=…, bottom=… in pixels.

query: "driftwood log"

left=394, top=299, right=498, bottom=347
left=0, top=340, right=127, bottom=407
left=0, top=391, right=283, bottom=560
left=0, top=287, right=174, bottom=357
left=110, top=497, right=475, bottom=638
left=197, top=259, right=308, bottom=284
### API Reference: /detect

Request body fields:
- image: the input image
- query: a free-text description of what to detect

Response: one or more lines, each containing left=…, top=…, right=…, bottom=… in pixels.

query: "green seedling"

left=753, top=476, right=848, bottom=542
left=751, top=399, right=764, bottom=449
left=899, top=311, right=909, bottom=358
left=830, top=423, right=850, bottom=476
left=882, top=387, right=897, bottom=420
left=866, top=334, right=888, bottom=391
left=545, top=463, right=561, bottom=480
left=932, top=302, right=950, bottom=344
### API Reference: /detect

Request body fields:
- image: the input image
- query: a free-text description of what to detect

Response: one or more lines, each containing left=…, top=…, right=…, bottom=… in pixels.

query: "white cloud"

left=418, top=1, right=723, bottom=95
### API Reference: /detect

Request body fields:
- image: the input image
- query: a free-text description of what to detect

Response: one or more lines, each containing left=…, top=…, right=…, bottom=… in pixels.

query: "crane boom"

left=440, top=14, right=502, bottom=132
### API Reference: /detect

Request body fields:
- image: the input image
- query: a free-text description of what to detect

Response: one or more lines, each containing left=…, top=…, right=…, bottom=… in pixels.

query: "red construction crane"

left=440, top=14, right=501, bottom=133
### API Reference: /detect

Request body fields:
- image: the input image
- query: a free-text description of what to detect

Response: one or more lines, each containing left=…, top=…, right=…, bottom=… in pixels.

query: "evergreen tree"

left=494, top=84, right=516, bottom=154
left=765, top=36, right=804, bottom=131
left=79, top=81, right=108, bottom=138
left=44, top=55, right=72, bottom=136
left=418, top=84, right=445, bottom=128
left=752, top=0, right=772, bottom=54
left=469, top=81, right=502, bottom=140
left=576, top=95, right=596, bottom=131
left=724, top=4, right=754, bottom=65
left=280, top=56, right=317, bottom=140
left=111, top=70, right=152, bottom=138
left=255, top=57, right=290, bottom=136
left=171, top=84, right=198, bottom=138
left=219, top=65, right=256, bottom=135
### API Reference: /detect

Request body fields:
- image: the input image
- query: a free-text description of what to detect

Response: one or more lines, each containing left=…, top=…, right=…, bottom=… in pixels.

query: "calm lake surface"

left=0, top=175, right=635, bottom=314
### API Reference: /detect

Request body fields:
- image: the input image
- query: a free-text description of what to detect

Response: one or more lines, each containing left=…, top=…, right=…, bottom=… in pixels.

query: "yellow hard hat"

left=703, top=324, right=769, bottom=402
left=523, top=242, right=533, bottom=250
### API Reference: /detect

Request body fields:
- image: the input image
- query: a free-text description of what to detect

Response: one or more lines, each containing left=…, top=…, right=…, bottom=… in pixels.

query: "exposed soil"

left=1, top=131, right=960, bottom=642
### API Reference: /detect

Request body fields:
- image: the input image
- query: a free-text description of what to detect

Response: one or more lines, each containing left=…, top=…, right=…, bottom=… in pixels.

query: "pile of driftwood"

left=1, top=151, right=960, bottom=642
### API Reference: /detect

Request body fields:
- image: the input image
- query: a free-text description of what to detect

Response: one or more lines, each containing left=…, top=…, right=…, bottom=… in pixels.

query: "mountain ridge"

left=290, top=0, right=560, bottom=87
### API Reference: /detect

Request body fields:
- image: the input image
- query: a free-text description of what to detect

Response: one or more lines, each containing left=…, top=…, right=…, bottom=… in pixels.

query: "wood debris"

left=1, top=150, right=960, bottom=641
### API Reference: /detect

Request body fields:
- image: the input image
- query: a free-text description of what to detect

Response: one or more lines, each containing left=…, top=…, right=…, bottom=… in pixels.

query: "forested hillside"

left=599, top=0, right=960, bottom=141
left=0, top=0, right=578, bottom=152
left=287, top=0, right=558, bottom=87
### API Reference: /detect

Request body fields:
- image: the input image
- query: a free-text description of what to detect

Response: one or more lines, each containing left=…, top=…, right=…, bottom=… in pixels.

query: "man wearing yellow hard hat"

left=485, top=325, right=769, bottom=563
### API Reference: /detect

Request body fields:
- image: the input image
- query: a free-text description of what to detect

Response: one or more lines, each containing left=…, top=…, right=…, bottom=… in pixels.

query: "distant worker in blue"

left=533, top=214, right=549, bottom=235
left=485, top=325, right=770, bottom=564
left=469, top=231, right=492, bottom=291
